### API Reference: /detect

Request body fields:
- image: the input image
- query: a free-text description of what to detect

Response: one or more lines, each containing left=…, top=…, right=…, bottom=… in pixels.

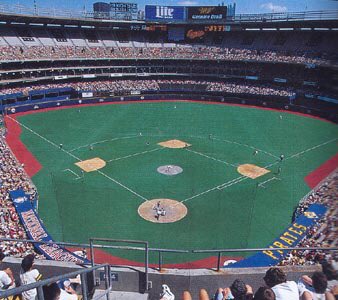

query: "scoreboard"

left=110, top=2, right=138, bottom=13
left=204, top=25, right=226, bottom=32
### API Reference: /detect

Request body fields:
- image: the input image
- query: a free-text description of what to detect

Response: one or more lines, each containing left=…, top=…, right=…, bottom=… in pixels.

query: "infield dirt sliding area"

left=6, top=101, right=338, bottom=266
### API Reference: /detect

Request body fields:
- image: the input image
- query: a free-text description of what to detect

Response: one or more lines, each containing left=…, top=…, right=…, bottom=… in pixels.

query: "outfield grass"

left=17, top=101, right=338, bottom=264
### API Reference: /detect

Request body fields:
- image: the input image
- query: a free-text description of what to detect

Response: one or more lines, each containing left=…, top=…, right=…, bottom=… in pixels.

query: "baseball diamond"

left=5, top=101, right=338, bottom=265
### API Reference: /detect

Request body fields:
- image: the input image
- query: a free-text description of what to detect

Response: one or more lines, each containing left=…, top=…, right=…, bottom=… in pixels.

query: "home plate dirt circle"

left=138, top=199, right=188, bottom=223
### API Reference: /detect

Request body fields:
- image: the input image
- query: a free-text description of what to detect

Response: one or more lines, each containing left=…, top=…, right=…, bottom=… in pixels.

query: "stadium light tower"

left=34, top=0, right=37, bottom=15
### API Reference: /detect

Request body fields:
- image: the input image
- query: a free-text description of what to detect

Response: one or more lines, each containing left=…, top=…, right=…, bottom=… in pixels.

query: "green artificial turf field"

left=16, top=101, right=338, bottom=264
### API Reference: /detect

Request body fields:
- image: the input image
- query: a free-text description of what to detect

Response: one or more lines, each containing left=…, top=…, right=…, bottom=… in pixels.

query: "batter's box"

left=75, top=157, right=106, bottom=172
left=237, top=164, right=270, bottom=179
left=158, top=139, right=191, bottom=149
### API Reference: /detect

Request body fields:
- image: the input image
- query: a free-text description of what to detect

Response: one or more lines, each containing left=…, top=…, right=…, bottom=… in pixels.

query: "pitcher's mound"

left=157, top=165, right=183, bottom=176
left=138, top=199, right=187, bottom=223
left=158, top=139, right=191, bottom=149
left=75, top=158, right=106, bottom=172
left=237, top=164, right=270, bottom=179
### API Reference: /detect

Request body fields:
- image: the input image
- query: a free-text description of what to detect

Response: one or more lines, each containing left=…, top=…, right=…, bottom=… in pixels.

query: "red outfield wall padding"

left=5, top=116, right=42, bottom=177
left=304, top=153, right=338, bottom=189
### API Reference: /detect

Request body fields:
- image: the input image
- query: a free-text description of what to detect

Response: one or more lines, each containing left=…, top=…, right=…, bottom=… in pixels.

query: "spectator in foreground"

left=254, top=287, right=276, bottom=300
left=20, top=254, right=42, bottom=300
left=298, top=272, right=335, bottom=300
left=0, top=250, right=15, bottom=291
left=322, top=262, right=338, bottom=291
left=214, top=279, right=253, bottom=300
left=263, top=267, right=298, bottom=300
left=160, top=284, right=175, bottom=300
left=58, top=278, right=78, bottom=299
left=43, top=282, right=77, bottom=300
left=43, top=282, right=60, bottom=300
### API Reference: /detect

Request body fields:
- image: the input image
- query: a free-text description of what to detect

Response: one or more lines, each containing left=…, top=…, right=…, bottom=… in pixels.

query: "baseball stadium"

left=0, top=1, right=337, bottom=299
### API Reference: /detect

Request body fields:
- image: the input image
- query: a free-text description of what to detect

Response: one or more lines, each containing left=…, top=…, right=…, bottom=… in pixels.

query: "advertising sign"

left=145, top=5, right=185, bottom=21
left=186, top=27, right=205, bottom=40
left=187, top=6, right=227, bottom=21
left=228, top=204, right=327, bottom=268
left=10, top=189, right=89, bottom=264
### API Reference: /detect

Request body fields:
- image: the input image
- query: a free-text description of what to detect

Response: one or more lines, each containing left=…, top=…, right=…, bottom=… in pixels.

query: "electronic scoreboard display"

left=110, top=2, right=138, bottom=13
left=204, top=25, right=225, bottom=32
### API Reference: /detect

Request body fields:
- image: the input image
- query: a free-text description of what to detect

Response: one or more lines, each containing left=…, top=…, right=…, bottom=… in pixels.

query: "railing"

left=0, top=3, right=337, bottom=23
left=0, top=237, right=337, bottom=272
left=89, top=238, right=151, bottom=290
left=233, top=10, right=338, bottom=22
left=0, top=264, right=112, bottom=300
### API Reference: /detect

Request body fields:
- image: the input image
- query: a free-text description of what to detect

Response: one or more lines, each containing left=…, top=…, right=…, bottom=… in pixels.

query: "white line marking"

left=63, top=168, right=80, bottom=179
left=258, top=176, right=281, bottom=188
left=180, top=175, right=246, bottom=204
left=212, top=137, right=279, bottom=159
left=286, top=138, right=338, bottom=160
left=180, top=137, right=337, bottom=204
left=185, top=148, right=237, bottom=168
left=107, top=148, right=162, bottom=162
left=10, top=116, right=337, bottom=205
left=69, top=135, right=140, bottom=152
left=217, top=176, right=246, bottom=190
left=8, top=116, right=148, bottom=202
left=97, top=170, right=148, bottom=201
left=8, top=117, right=80, bottom=161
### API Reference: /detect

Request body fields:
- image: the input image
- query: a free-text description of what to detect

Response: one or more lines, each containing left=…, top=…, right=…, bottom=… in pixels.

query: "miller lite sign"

left=145, top=5, right=185, bottom=21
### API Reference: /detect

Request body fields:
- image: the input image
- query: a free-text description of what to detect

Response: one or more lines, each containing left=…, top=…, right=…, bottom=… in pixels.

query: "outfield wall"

left=2, top=92, right=337, bottom=123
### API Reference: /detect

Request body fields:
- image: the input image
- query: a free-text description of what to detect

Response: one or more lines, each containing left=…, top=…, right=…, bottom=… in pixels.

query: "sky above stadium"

left=2, top=0, right=337, bottom=14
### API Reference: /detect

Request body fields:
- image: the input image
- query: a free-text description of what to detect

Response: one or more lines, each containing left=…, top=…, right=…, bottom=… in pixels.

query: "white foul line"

left=9, top=116, right=337, bottom=205
left=212, top=137, right=279, bottom=159
left=180, top=137, right=337, bottom=204
left=107, top=148, right=162, bottom=163
left=286, top=138, right=338, bottom=160
left=8, top=117, right=80, bottom=162
left=8, top=116, right=148, bottom=202
left=185, top=148, right=237, bottom=168
left=97, top=170, right=148, bottom=201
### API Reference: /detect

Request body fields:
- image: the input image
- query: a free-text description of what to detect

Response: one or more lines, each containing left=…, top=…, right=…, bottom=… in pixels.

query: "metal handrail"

left=0, top=237, right=189, bottom=254
left=0, top=237, right=337, bottom=272
left=89, top=238, right=150, bottom=291
left=192, top=247, right=338, bottom=253
left=0, top=264, right=111, bottom=300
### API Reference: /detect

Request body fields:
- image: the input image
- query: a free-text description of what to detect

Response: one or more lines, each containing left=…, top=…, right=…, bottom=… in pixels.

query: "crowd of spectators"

left=0, top=116, right=5, bottom=136
left=0, top=80, right=160, bottom=95
left=164, top=267, right=337, bottom=299
left=0, top=138, right=38, bottom=258
left=0, top=45, right=325, bottom=65
left=279, top=171, right=337, bottom=266
left=206, top=82, right=295, bottom=97
left=0, top=79, right=295, bottom=98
